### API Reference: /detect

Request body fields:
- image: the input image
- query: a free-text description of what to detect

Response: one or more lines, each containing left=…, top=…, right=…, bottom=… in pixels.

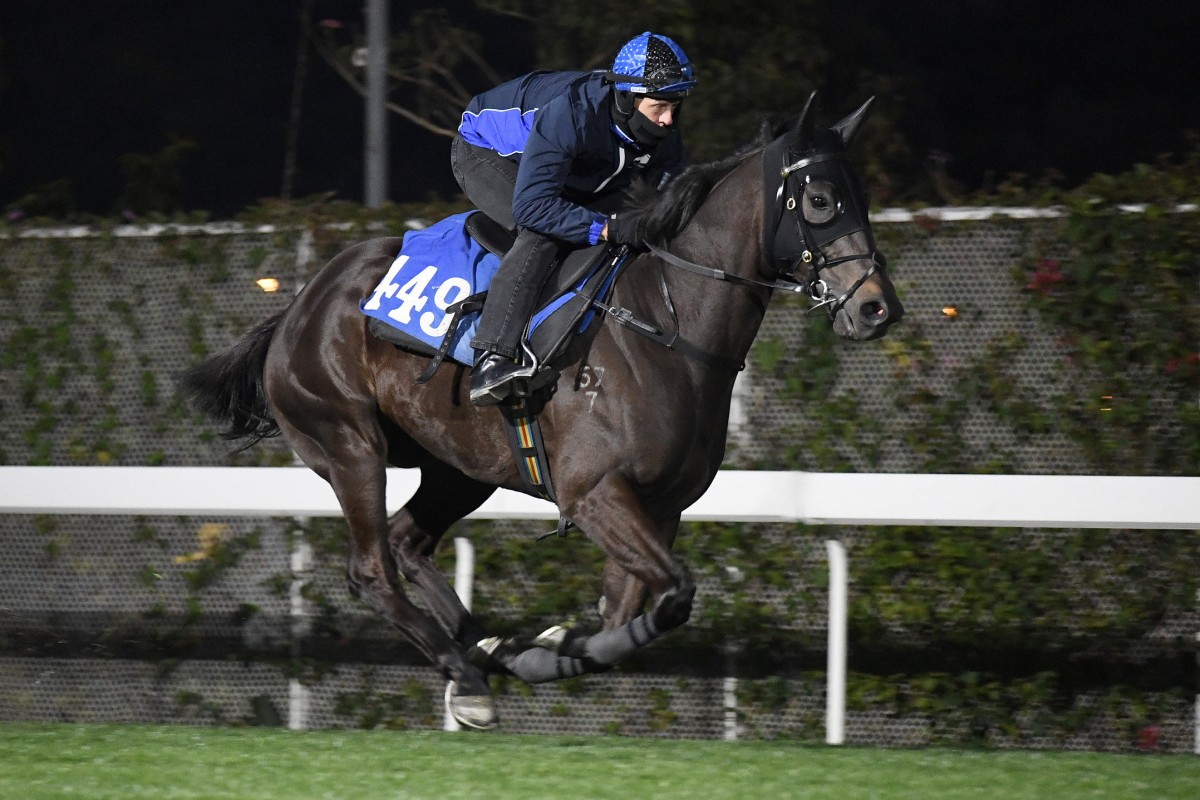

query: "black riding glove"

left=606, top=213, right=640, bottom=245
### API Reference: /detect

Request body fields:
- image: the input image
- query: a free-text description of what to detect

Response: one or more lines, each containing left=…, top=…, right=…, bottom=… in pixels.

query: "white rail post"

left=287, top=529, right=313, bottom=730
left=286, top=242, right=315, bottom=732
left=723, top=565, right=744, bottom=742
left=444, top=536, right=475, bottom=732
left=825, top=539, right=848, bottom=745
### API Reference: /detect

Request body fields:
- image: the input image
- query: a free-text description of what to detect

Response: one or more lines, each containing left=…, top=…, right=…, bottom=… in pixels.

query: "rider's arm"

left=511, top=100, right=610, bottom=246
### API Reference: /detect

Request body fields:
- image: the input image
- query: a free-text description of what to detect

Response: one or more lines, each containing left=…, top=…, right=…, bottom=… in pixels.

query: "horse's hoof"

left=533, top=624, right=570, bottom=652
left=445, top=681, right=498, bottom=731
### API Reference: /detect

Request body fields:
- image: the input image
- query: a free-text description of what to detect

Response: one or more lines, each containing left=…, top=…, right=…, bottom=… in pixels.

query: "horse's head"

left=762, top=94, right=903, bottom=340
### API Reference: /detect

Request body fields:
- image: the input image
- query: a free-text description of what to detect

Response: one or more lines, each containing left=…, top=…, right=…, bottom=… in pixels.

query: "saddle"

left=361, top=210, right=630, bottom=396
left=361, top=210, right=629, bottom=511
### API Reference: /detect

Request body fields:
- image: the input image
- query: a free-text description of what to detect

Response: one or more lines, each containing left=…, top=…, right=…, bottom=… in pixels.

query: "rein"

left=645, top=241, right=807, bottom=298
left=592, top=253, right=748, bottom=372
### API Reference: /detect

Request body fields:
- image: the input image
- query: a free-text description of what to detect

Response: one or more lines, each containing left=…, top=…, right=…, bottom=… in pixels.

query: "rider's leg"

left=469, top=228, right=560, bottom=405
left=450, top=136, right=517, bottom=232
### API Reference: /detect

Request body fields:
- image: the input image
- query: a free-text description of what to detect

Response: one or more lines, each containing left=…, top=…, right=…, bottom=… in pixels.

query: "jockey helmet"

left=607, top=32, right=696, bottom=99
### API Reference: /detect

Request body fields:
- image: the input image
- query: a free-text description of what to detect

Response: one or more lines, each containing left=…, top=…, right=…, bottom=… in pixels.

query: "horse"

left=180, top=94, right=903, bottom=730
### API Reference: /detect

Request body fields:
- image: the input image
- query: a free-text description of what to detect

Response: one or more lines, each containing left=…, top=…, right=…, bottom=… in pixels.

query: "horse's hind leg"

left=386, top=457, right=496, bottom=649
left=281, top=420, right=497, bottom=729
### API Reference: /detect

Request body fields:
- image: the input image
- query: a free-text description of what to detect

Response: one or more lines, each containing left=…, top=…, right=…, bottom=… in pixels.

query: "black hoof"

left=651, top=581, right=696, bottom=631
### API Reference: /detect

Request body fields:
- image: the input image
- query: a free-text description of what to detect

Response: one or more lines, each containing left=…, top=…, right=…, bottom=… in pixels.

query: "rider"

left=451, top=31, right=697, bottom=406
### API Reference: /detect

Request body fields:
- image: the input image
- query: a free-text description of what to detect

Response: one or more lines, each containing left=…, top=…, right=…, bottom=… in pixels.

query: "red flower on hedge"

left=1136, top=725, right=1160, bottom=751
left=1165, top=352, right=1200, bottom=375
left=1027, top=258, right=1065, bottom=295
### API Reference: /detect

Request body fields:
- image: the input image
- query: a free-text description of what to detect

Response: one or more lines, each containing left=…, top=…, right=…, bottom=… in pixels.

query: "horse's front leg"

left=568, top=474, right=695, bottom=633
left=596, top=514, right=681, bottom=629
left=483, top=474, right=694, bottom=683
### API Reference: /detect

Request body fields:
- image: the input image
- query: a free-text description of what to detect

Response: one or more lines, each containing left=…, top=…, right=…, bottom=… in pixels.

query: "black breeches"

left=469, top=229, right=563, bottom=357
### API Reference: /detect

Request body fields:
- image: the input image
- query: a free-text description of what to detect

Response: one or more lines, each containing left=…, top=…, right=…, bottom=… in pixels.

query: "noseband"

left=762, top=138, right=885, bottom=318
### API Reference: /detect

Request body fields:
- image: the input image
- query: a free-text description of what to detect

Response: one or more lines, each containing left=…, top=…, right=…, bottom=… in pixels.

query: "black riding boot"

left=470, top=351, right=533, bottom=406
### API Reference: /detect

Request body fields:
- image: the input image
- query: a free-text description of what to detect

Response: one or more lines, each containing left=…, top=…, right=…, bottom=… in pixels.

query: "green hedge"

left=1, top=151, right=1197, bottom=747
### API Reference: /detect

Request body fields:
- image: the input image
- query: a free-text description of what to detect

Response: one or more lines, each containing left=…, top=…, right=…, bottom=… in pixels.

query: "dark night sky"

left=1, top=1, right=1198, bottom=218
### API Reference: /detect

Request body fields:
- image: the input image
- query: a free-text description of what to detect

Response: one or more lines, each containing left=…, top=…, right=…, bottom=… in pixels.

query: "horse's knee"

left=390, top=543, right=420, bottom=584
left=386, top=514, right=436, bottom=582
left=650, top=573, right=695, bottom=632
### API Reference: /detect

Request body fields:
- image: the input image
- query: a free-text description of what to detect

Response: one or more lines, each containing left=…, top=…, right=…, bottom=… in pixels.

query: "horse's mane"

left=627, top=122, right=782, bottom=245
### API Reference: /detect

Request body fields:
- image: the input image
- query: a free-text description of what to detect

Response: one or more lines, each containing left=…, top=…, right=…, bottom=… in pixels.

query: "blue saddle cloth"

left=360, top=212, right=499, bottom=365
left=361, top=211, right=623, bottom=367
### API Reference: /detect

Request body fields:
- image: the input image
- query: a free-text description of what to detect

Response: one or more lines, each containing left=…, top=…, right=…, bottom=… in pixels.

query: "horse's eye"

left=802, top=178, right=840, bottom=225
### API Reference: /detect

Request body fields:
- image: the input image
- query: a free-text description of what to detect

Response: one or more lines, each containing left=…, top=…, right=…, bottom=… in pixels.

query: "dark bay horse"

left=181, top=95, right=902, bottom=730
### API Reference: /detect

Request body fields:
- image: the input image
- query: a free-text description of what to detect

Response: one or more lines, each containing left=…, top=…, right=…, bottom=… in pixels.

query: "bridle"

left=760, top=135, right=886, bottom=318
left=599, top=127, right=885, bottom=371
left=644, top=133, right=885, bottom=321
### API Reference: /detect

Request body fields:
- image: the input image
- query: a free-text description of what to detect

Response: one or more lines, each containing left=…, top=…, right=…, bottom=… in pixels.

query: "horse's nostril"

left=861, top=301, right=888, bottom=325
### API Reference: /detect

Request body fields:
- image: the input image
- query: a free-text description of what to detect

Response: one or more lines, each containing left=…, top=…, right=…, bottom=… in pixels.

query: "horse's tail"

left=179, top=311, right=284, bottom=450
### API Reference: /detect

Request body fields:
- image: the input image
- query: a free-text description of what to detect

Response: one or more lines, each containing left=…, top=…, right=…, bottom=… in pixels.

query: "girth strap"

left=498, top=398, right=574, bottom=538
left=499, top=398, right=556, bottom=502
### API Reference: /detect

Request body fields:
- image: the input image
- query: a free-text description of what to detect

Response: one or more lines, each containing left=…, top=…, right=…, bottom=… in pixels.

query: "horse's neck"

left=653, top=159, right=769, bottom=379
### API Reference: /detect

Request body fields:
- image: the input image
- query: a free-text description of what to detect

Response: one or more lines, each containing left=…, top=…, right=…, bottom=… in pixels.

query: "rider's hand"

left=604, top=213, right=640, bottom=245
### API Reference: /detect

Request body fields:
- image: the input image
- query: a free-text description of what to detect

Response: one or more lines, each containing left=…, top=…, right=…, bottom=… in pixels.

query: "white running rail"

left=3, top=468, right=1199, bottom=529
left=2, top=467, right=1198, bottom=747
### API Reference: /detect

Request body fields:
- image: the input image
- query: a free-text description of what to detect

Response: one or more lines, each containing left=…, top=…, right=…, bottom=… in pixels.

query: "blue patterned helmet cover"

left=610, top=31, right=696, bottom=97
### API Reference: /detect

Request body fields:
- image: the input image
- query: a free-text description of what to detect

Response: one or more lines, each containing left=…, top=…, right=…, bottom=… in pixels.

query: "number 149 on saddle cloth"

left=360, top=211, right=499, bottom=365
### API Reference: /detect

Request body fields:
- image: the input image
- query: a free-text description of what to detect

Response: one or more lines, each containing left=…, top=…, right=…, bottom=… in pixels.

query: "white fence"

left=1, top=467, right=1198, bottom=749
left=5, top=467, right=1200, bottom=528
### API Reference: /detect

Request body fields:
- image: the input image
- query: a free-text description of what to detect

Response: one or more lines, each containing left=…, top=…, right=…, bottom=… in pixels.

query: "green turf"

left=0, top=723, right=1195, bottom=800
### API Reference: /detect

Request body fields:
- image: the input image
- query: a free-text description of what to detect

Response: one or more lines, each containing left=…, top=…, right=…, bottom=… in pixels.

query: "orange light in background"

left=256, top=277, right=281, bottom=293
left=1100, top=394, right=1113, bottom=412
left=941, top=306, right=958, bottom=318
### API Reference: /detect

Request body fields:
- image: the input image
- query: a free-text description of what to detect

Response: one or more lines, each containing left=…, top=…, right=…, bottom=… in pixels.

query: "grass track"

left=0, top=723, right=1195, bottom=799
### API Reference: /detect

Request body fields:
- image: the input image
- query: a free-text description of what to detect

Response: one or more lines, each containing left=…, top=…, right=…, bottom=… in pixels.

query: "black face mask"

left=629, top=109, right=673, bottom=147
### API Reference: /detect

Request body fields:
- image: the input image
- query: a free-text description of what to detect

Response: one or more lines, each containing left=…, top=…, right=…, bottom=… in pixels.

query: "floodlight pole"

left=364, top=0, right=389, bottom=208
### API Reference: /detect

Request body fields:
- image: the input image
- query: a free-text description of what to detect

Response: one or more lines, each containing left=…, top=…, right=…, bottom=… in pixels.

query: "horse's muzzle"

left=837, top=280, right=904, bottom=341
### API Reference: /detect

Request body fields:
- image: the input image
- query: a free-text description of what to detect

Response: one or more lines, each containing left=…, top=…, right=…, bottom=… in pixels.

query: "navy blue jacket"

left=459, top=70, right=685, bottom=245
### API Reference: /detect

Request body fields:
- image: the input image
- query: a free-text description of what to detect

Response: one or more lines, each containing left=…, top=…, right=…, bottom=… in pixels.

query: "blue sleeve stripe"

left=587, top=213, right=607, bottom=245
left=459, top=107, right=539, bottom=157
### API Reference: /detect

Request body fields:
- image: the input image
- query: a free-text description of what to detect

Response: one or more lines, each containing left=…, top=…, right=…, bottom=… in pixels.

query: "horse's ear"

left=831, top=96, right=875, bottom=149
left=788, top=91, right=819, bottom=150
